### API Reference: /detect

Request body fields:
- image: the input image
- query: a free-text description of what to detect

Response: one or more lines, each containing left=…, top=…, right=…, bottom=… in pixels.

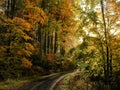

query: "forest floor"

left=17, top=73, right=64, bottom=90
left=0, top=73, right=61, bottom=90
left=0, top=72, right=71, bottom=90
left=53, top=70, right=120, bottom=90
left=1, top=70, right=120, bottom=90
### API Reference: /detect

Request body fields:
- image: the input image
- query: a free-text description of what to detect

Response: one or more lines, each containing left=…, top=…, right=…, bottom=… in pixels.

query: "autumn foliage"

left=0, top=1, right=120, bottom=89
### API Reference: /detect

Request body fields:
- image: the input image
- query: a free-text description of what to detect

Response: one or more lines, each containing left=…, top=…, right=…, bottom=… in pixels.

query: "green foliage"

left=0, top=59, right=22, bottom=80
left=74, top=0, right=120, bottom=87
left=77, top=61, right=89, bottom=69
left=59, top=76, right=70, bottom=90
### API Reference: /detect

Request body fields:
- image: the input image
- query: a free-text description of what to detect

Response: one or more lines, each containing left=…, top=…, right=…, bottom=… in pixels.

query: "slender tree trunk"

left=100, top=0, right=110, bottom=85
left=44, top=31, right=47, bottom=55
left=54, top=32, right=57, bottom=53
left=6, top=0, right=10, bottom=56
left=6, top=0, right=16, bottom=57
left=38, top=25, right=43, bottom=60
left=106, top=1, right=113, bottom=80
left=6, top=0, right=10, bottom=17
left=46, top=31, right=48, bottom=54
left=109, top=48, right=112, bottom=79
left=52, top=31, right=55, bottom=54
left=10, top=0, right=15, bottom=18
left=49, top=32, right=52, bottom=53
left=47, top=31, right=50, bottom=54
left=98, top=38, right=107, bottom=81
left=51, top=32, right=53, bottom=53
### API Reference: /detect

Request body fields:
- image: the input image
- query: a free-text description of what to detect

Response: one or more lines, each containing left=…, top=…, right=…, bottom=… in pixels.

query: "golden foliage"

left=25, top=43, right=35, bottom=51
left=13, top=17, right=31, bottom=31
left=23, top=35, right=32, bottom=41
left=21, top=58, right=32, bottom=68
left=16, top=51, right=23, bottom=56
left=15, top=29, right=32, bottom=41
left=23, top=1, right=46, bottom=25
left=47, top=54, right=55, bottom=63
left=24, top=50, right=32, bottom=57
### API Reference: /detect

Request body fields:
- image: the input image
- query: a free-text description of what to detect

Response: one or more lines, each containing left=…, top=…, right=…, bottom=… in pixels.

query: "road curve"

left=17, top=73, right=67, bottom=90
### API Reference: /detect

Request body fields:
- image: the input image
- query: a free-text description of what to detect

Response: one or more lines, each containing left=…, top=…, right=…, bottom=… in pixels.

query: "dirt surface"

left=17, top=73, right=65, bottom=90
left=53, top=77, right=65, bottom=90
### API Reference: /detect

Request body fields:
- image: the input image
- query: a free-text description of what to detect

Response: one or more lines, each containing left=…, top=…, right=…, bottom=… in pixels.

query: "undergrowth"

left=69, top=69, right=120, bottom=90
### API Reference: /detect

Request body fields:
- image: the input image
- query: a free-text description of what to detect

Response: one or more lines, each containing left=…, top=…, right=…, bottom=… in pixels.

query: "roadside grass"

left=57, top=70, right=95, bottom=90
left=0, top=73, right=58, bottom=90
left=59, top=75, right=70, bottom=90
left=69, top=70, right=120, bottom=90
left=0, top=79, right=29, bottom=90
left=69, top=69, right=98, bottom=90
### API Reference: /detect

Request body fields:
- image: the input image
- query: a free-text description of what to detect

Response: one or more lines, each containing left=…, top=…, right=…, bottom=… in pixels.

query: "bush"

left=0, top=58, right=23, bottom=81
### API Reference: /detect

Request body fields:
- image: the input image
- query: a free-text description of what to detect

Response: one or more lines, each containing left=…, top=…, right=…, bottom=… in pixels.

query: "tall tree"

left=75, top=0, right=120, bottom=86
left=0, top=0, right=46, bottom=79
left=38, top=0, right=77, bottom=61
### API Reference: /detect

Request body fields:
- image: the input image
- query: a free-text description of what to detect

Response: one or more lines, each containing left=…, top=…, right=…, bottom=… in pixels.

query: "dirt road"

left=17, top=73, right=66, bottom=90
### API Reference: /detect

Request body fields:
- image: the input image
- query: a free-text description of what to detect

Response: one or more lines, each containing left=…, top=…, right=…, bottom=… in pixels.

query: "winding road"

left=17, top=73, right=68, bottom=90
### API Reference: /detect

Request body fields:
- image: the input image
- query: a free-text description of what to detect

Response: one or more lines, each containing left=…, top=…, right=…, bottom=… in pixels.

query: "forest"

left=0, top=0, right=120, bottom=90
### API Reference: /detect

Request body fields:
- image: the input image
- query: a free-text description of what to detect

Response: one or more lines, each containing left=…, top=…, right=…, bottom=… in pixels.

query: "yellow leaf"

left=21, top=58, right=32, bottom=68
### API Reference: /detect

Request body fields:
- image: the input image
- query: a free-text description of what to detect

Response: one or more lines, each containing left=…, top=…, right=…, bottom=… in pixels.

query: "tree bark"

left=100, top=0, right=110, bottom=85
left=54, top=32, right=58, bottom=53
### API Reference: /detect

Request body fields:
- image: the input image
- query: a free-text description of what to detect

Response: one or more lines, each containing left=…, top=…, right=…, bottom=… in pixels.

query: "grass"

left=0, top=79, right=29, bottom=90
left=0, top=73, right=59, bottom=90
left=68, top=70, right=120, bottom=90
left=59, top=75, right=71, bottom=90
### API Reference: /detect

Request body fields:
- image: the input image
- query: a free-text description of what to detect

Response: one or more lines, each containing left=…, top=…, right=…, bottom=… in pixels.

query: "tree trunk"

left=38, top=25, right=43, bottom=60
left=44, top=31, right=47, bottom=55
left=52, top=30, right=55, bottom=54
left=47, top=31, right=50, bottom=54
left=54, top=32, right=58, bottom=53
left=100, top=0, right=110, bottom=85
left=10, top=0, right=16, bottom=18
left=6, top=0, right=16, bottom=57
